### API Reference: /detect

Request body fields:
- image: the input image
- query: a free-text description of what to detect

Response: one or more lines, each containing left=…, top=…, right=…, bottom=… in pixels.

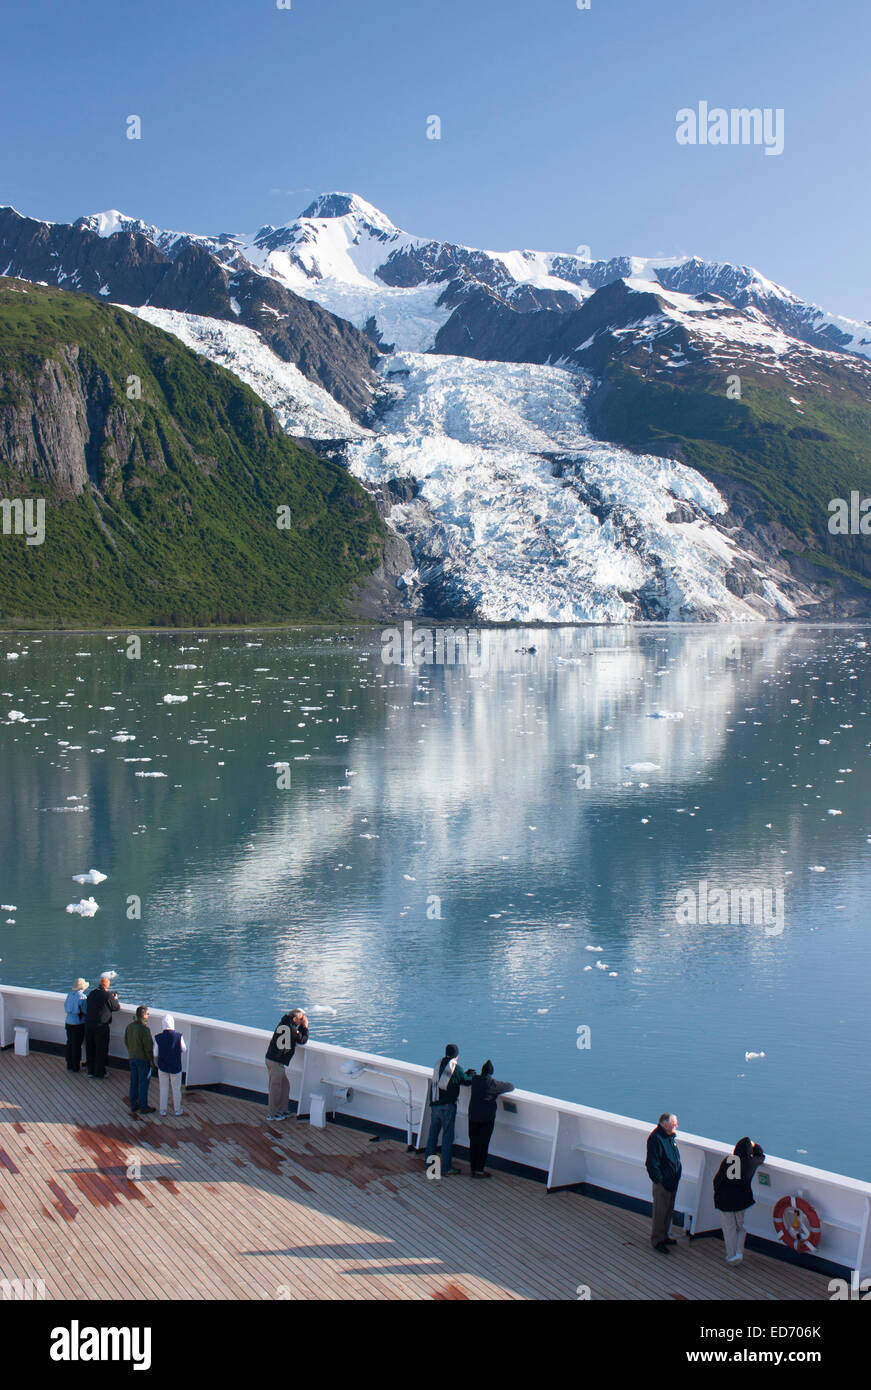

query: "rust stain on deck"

left=0, top=1149, right=20, bottom=1174
left=291, top=1147, right=419, bottom=1190
left=47, top=1179, right=79, bottom=1221
left=72, top=1171, right=123, bottom=1208
left=76, top=1120, right=288, bottom=1176
left=432, top=1282, right=470, bottom=1300
left=12, top=1122, right=25, bottom=1134
left=156, top=1176, right=180, bottom=1195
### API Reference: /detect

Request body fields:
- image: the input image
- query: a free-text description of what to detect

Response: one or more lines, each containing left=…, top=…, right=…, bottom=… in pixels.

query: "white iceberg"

left=66, top=897, right=99, bottom=917
left=72, top=870, right=108, bottom=885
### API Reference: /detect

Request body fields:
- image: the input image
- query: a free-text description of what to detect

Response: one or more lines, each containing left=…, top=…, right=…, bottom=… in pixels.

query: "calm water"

left=1, top=624, right=869, bottom=1179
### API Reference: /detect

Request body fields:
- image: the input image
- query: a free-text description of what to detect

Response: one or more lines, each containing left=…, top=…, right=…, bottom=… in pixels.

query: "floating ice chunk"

left=7, top=710, right=27, bottom=722
left=135, top=771, right=167, bottom=777
left=1, top=904, right=17, bottom=912
left=808, top=865, right=827, bottom=872
left=536, top=1008, right=549, bottom=1014
left=627, top=762, right=661, bottom=772
left=583, top=965, right=592, bottom=971
left=647, top=711, right=684, bottom=721
left=585, top=945, right=603, bottom=952
left=5, top=919, right=14, bottom=925
left=403, top=874, right=416, bottom=881
left=66, top=897, right=99, bottom=917
left=162, top=694, right=188, bottom=704
left=102, top=970, right=118, bottom=980
left=5, top=653, right=20, bottom=660
left=72, top=869, right=107, bottom=885
left=818, top=738, right=830, bottom=745
left=827, top=809, right=842, bottom=816
left=744, top=1051, right=765, bottom=1061
left=309, top=1004, right=337, bottom=1015
left=112, top=733, right=136, bottom=742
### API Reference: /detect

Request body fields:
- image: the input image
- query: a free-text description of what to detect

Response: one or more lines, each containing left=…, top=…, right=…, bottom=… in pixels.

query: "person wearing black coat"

left=645, top=1112, right=682, bottom=1252
left=84, top=975, right=120, bottom=1079
left=467, top=1060, right=514, bottom=1178
left=264, top=1009, right=309, bottom=1119
left=713, top=1137, right=765, bottom=1264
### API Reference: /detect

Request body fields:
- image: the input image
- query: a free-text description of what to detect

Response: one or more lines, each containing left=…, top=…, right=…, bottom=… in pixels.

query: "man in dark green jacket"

left=646, top=1112, right=682, bottom=1252
left=124, top=1006, right=155, bottom=1116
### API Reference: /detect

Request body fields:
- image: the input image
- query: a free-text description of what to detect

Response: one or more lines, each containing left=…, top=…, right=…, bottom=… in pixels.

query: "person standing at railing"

left=424, top=1044, right=475, bottom=1176
left=153, top=1014, right=187, bottom=1117
left=467, top=1059, right=514, bottom=1178
left=84, top=974, right=120, bottom=1080
left=63, top=977, right=89, bottom=1073
left=713, top=1137, right=766, bottom=1265
left=124, top=1006, right=156, bottom=1117
left=264, top=1008, right=309, bottom=1120
left=646, top=1112, right=682, bottom=1253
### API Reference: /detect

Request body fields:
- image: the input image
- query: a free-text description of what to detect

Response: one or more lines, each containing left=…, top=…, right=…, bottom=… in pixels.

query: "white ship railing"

left=2, top=982, right=868, bottom=1280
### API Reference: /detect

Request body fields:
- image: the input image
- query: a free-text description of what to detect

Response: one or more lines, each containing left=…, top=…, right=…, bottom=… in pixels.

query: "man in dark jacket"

left=646, top=1112, right=682, bottom=1252
left=424, top=1043, right=474, bottom=1176
left=713, top=1137, right=765, bottom=1264
left=467, top=1060, right=514, bottom=1178
left=264, top=1008, right=308, bottom=1119
left=84, top=975, right=120, bottom=1079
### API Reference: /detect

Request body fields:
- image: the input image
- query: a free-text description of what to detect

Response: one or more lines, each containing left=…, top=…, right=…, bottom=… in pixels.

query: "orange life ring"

left=773, top=1195, right=822, bottom=1253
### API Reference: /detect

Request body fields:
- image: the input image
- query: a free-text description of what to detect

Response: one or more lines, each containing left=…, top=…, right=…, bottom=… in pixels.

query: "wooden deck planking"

left=0, top=1049, right=829, bottom=1302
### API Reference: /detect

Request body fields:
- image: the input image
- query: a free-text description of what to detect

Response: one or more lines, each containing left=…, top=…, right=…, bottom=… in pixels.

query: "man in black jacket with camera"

left=265, top=1008, right=309, bottom=1119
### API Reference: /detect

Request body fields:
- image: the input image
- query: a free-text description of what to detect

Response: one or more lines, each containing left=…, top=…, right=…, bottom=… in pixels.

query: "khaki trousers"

left=267, top=1059, right=290, bottom=1116
left=651, top=1183, right=677, bottom=1245
left=719, top=1210, right=746, bottom=1259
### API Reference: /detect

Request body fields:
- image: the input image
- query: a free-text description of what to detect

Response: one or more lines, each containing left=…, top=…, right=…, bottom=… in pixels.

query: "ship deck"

left=0, top=1048, right=829, bottom=1301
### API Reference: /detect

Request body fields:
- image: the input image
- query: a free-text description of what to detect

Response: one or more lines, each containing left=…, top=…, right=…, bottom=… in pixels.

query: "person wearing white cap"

left=153, top=1014, right=186, bottom=1116
left=63, top=977, right=89, bottom=1072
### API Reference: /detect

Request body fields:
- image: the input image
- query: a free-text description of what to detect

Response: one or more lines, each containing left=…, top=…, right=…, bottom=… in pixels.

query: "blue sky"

left=2, top=0, right=868, bottom=319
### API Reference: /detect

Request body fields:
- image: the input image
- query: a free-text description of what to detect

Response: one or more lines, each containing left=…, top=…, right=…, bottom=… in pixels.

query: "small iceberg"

left=627, top=762, right=661, bottom=772
left=309, top=1004, right=337, bottom=1016
left=7, top=710, right=27, bottom=722
left=66, top=897, right=99, bottom=917
left=72, top=869, right=108, bottom=886
left=745, top=1051, right=765, bottom=1061
left=162, top=694, right=188, bottom=704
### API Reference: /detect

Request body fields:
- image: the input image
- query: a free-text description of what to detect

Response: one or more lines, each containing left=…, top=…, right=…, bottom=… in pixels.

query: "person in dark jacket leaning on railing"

left=467, top=1060, right=514, bottom=1178
left=646, top=1112, right=682, bottom=1253
left=264, top=1008, right=309, bottom=1120
left=713, top=1137, right=765, bottom=1266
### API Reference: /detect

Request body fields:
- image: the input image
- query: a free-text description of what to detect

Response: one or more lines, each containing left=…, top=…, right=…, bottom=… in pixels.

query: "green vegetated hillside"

left=587, top=353, right=871, bottom=588
left=0, top=279, right=386, bottom=627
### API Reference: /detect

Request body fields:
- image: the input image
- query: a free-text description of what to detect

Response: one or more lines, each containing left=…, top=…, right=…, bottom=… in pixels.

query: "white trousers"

left=720, top=1210, right=746, bottom=1259
left=158, top=1071, right=182, bottom=1114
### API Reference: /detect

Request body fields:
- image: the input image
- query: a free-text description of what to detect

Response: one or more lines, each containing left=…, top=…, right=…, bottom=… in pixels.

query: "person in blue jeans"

left=124, top=1006, right=155, bottom=1116
left=424, top=1044, right=474, bottom=1176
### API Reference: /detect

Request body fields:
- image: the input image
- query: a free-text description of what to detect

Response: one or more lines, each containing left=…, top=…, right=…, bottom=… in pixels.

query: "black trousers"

left=65, top=1023, right=85, bottom=1071
left=468, top=1118, right=495, bottom=1174
left=85, top=1023, right=110, bottom=1077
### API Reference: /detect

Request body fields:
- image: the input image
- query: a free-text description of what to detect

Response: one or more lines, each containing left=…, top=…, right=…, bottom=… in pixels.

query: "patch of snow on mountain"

left=123, top=306, right=366, bottom=439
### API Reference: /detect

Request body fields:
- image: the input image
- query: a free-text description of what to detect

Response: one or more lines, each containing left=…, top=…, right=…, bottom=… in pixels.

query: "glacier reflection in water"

left=1, top=624, right=869, bottom=1179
